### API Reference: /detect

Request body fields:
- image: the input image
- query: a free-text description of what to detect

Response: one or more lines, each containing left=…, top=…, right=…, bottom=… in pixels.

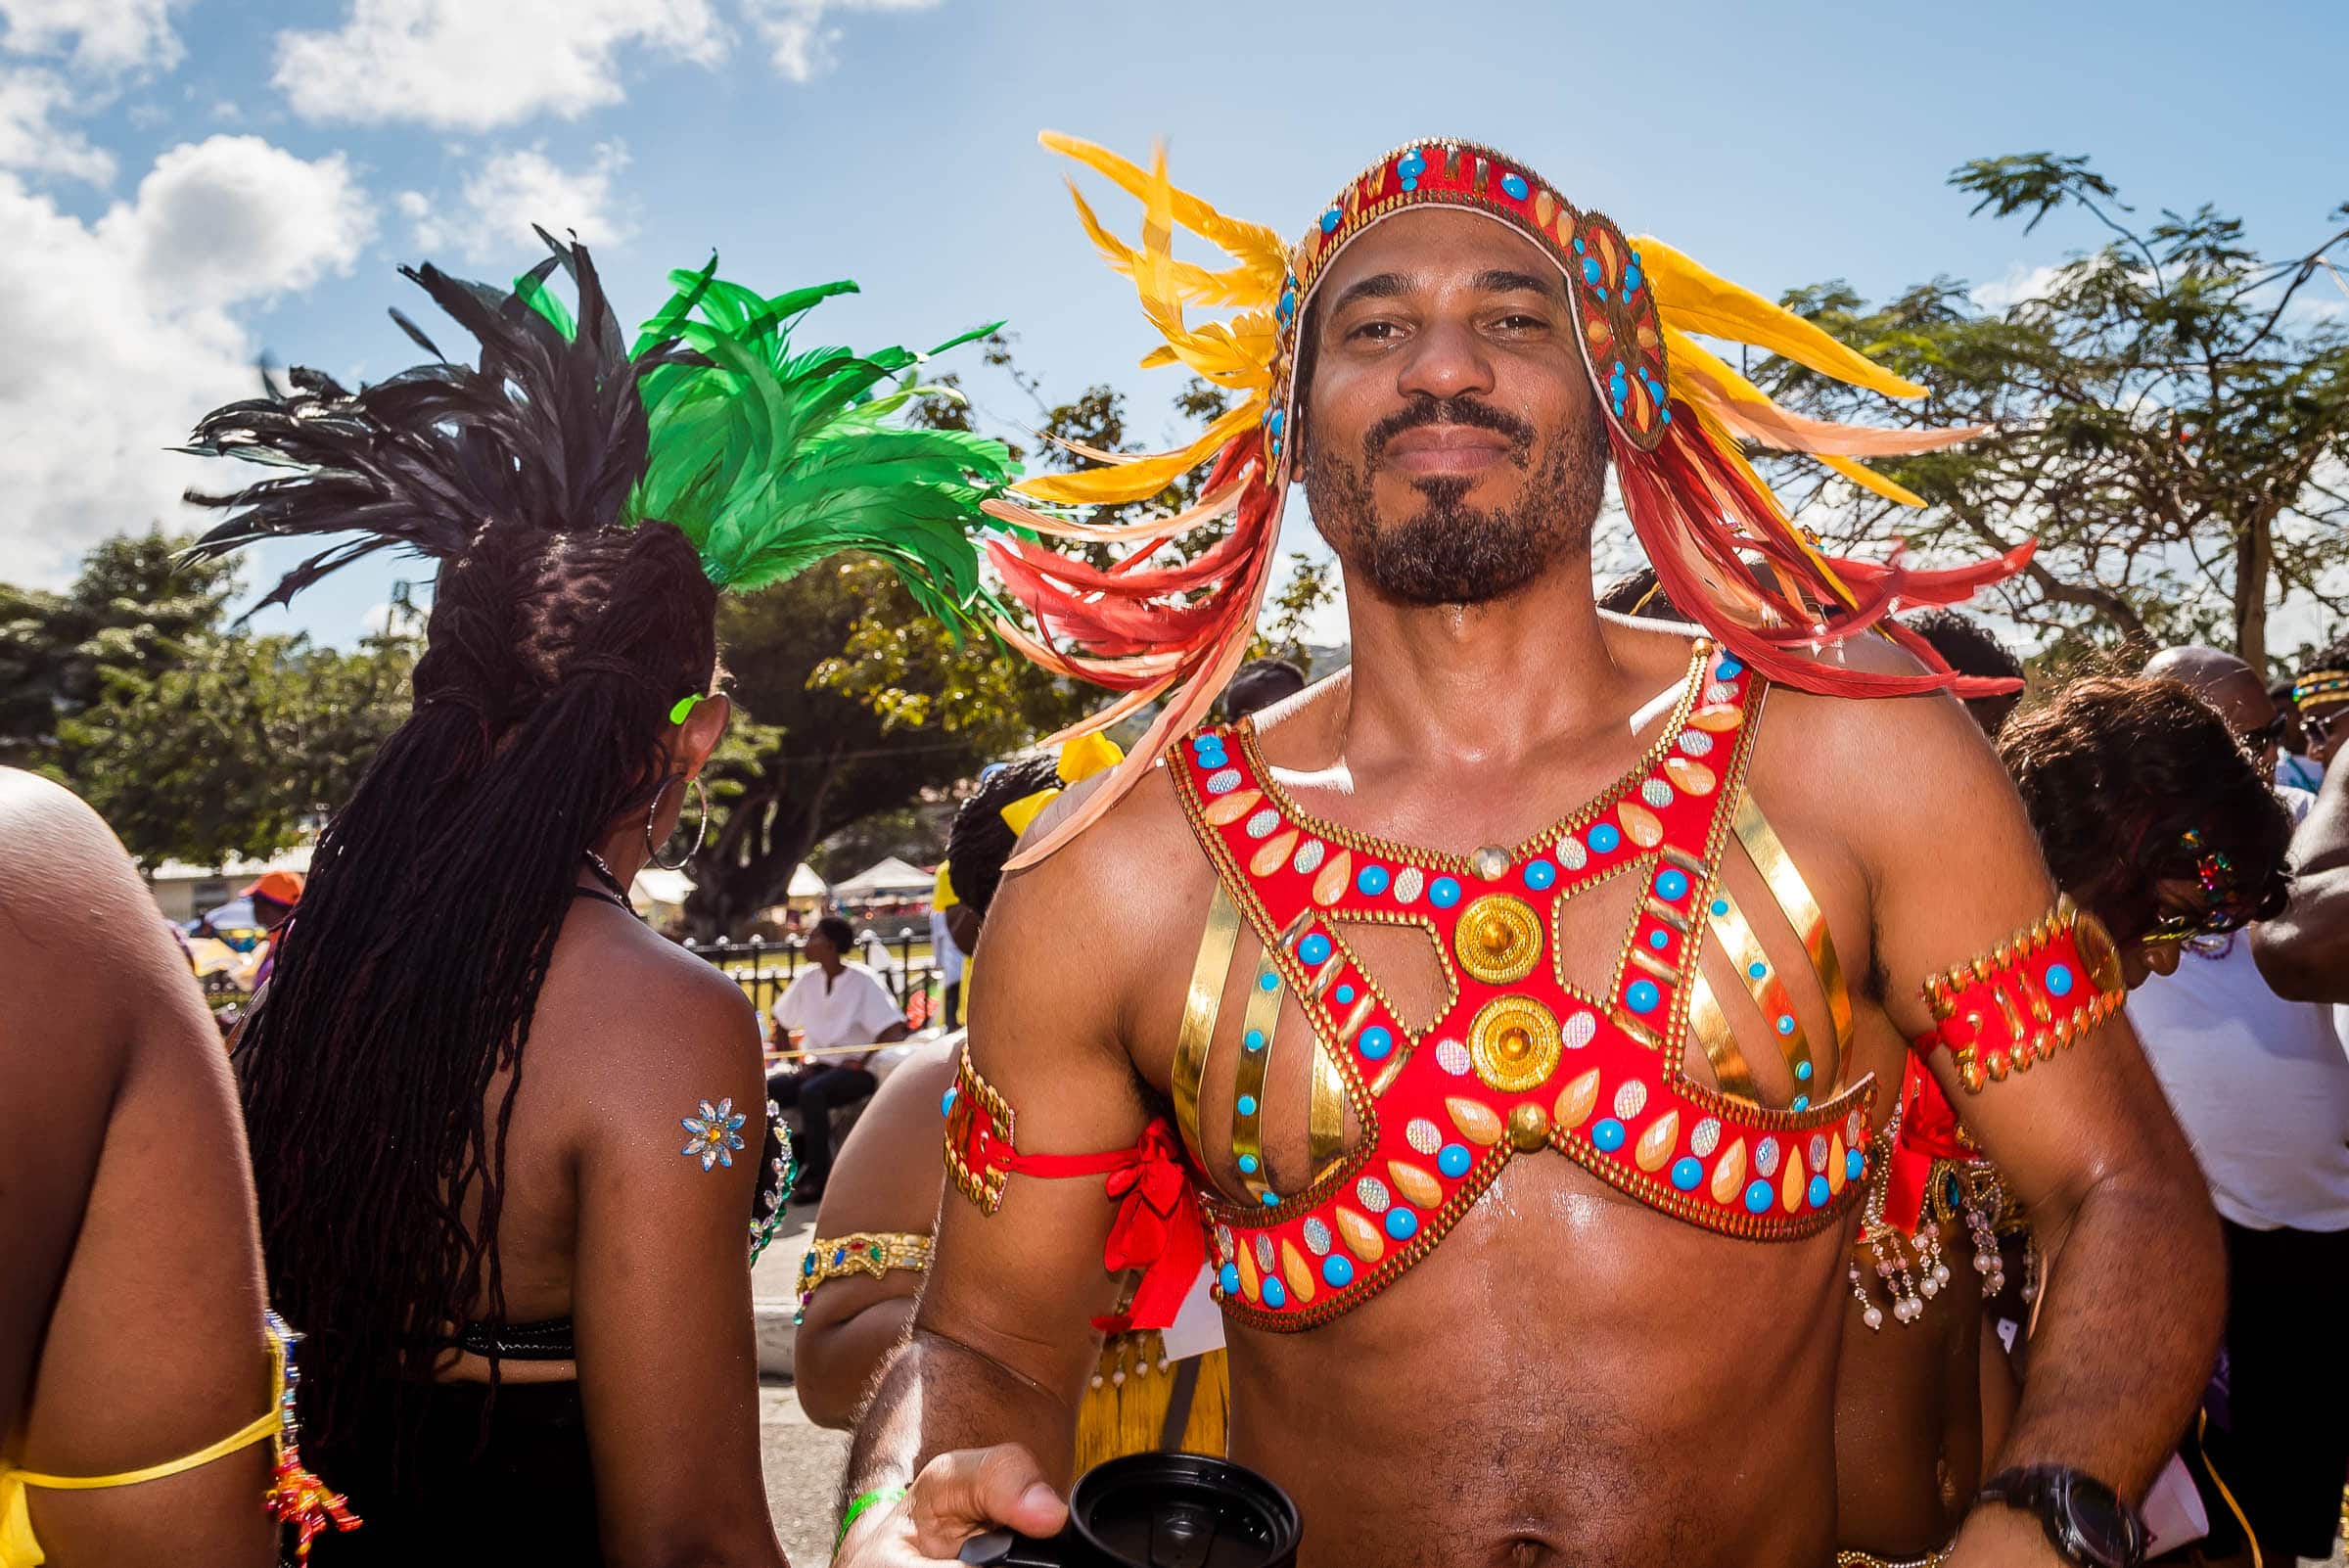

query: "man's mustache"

left=1363, top=395, right=1538, bottom=470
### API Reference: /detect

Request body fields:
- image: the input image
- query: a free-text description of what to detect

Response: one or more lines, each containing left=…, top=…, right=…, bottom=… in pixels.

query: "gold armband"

left=1914, top=895, right=2126, bottom=1092
left=797, top=1231, right=934, bottom=1310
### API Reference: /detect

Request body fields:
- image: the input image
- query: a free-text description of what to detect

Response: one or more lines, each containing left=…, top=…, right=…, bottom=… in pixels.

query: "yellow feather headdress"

left=990, top=135, right=2027, bottom=865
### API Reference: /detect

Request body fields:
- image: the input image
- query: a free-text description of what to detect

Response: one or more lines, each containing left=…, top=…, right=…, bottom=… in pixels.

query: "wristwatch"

left=1977, top=1465, right=2147, bottom=1568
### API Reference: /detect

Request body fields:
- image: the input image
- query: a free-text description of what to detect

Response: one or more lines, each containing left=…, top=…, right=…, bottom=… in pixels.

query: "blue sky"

left=3, top=0, right=2344, bottom=648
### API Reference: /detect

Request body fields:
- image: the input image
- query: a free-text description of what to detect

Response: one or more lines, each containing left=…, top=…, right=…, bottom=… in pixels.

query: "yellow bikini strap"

left=8, top=1407, right=278, bottom=1493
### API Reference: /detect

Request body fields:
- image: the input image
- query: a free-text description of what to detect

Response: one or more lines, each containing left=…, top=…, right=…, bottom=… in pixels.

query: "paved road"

left=763, top=1380, right=852, bottom=1565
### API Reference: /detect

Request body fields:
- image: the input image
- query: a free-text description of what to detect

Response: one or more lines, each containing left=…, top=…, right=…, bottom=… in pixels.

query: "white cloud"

left=743, top=0, right=940, bottom=82
left=273, top=0, right=725, bottom=130
left=0, top=0, right=188, bottom=74
left=1970, top=262, right=2063, bottom=312
left=399, top=140, right=634, bottom=262
left=0, top=65, right=113, bottom=181
left=0, top=136, right=377, bottom=587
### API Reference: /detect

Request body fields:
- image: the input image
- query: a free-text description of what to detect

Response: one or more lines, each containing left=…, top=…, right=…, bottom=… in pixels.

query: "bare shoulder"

left=816, top=1039, right=958, bottom=1236
left=993, top=754, right=1210, bottom=941
left=1755, top=637, right=2006, bottom=814
left=540, top=908, right=762, bottom=1099
left=0, top=769, right=155, bottom=941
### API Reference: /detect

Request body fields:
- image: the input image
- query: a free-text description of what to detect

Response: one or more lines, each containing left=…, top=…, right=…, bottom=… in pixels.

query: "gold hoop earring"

left=647, top=776, right=708, bottom=871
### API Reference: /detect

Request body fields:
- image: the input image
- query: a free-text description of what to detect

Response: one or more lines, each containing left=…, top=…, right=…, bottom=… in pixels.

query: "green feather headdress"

left=183, top=233, right=1014, bottom=632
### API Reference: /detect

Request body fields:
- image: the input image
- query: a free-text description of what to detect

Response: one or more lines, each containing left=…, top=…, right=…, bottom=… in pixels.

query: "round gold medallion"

left=1452, top=893, right=1543, bottom=986
left=1467, top=993, right=1563, bottom=1094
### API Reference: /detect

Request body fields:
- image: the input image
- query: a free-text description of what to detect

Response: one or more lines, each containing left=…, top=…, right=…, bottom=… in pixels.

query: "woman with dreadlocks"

left=183, top=237, right=1012, bottom=1563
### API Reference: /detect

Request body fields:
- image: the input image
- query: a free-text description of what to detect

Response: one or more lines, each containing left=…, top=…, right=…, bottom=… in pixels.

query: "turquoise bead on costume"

left=1791, top=1095, right=1809, bottom=1112
left=1648, top=930, right=1671, bottom=951
left=1744, top=1179, right=1773, bottom=1214
left=1320, top=208, right=1342, bottom=234
left=1334, top=984, right=1356, bottom=1004
left=1261, top=1190, right=1279, bottom=1207
left=1807, top=1176, right=1830, bottom=1208
left=1748, top=961, right=1768, bottom=979
left=1626, top=980, right=1661, bottom=1014
left=1359, top=1026, right=1394, bottom=1061
left=1524, top=858, right=1556, bottom=891
left=1238, top=1154, right=1259, bottom=1174
left=1264, top=1275, right=1287, bottom=1307
left=1589, top=824, right=1621, bottom=853
left=1711, top=898, right=1729, bottom=916
left=1430, top=877, right=1462, bottom=909
left=1299, top=934, right=1333, bottom=966
left=1592, top=1118, right=1627, bottom=1152
left=1775, top=1013, right=1795, bottom=1035
left=1322, top=1255, right=1355, bottom=1288
left=1671, top=1157, right=1703, bottom=1192
left=1437, top=1142, right=1471, bottom=1177
left=2046, top=963, right=2075, bottom=997
left=1655, top=869, right=1689, bottom=900
left=1500, top=172, right=1529, bottom=199
left=1220, top=1262, right=1240, bottom=1296
left=1244, top=1029, right=1266, bottom=1051
left=1385, top=1207, right=1418, bottom=1240
left=940, top=1085, right=957, bottom=1118
left=1846, top=1148, right=1865, bottom=1180
left=1237, top=1095, right=1258, bottom=1116
left=1716, top=657, right=1743, bottom=679
left=1259, top=971, right=1280, bottom=992
left=1357, top=864, right=1391, bottom=897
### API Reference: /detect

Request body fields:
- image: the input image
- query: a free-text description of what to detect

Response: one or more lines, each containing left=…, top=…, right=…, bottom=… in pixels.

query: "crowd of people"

left=5, top=130, right=2349, bottom=1568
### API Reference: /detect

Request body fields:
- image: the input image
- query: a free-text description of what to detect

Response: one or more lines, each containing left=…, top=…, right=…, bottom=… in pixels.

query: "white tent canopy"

left=787, top=862, right=829, bottom=899
left=830, top=855, right=934, bottom=900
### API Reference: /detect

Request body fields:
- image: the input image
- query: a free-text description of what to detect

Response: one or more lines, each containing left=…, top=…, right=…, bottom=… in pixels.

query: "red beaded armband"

left=1914, top=895, right=2126, bottom=1092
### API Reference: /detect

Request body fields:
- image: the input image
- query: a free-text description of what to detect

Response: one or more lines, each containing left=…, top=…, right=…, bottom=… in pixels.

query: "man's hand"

left=836, top=1446, right=1069, bottom=1566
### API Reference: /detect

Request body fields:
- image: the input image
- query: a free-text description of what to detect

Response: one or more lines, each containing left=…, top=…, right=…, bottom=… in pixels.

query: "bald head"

left=2143, top=644, right=2279, bottom=760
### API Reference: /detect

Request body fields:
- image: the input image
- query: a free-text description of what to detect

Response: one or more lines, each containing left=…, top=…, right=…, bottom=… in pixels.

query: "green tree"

left=57, top=627, right=416, bottom=866
left=0, top=532, right=241, bottom=767
left=1757, top=154, right=2349, bottom=670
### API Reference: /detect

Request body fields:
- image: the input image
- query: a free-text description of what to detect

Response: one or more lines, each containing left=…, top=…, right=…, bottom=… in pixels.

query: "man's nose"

left=1395, top=318, right=1497, bottom=404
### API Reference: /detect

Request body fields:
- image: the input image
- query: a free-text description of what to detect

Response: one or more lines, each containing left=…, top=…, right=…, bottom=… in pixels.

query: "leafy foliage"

left=1756, top=154, right=2349, bottom=670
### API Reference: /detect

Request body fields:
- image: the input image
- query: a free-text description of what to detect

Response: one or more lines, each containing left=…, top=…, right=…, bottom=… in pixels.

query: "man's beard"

left=1304, top=393, right=1608, bottom=607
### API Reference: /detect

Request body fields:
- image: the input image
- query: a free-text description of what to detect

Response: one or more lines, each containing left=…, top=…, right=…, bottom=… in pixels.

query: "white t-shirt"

left=929, top=907, right=965, bottom=986
left=772, top=961, right=904, bottom=1054
left=2126, top=787, right=2349, bottom=1232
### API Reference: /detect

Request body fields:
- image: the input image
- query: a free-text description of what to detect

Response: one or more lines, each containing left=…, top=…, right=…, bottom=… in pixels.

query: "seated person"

left=769, top=915, right=909, bottom=1202
left=793, top=739, right=1229, bottom=1465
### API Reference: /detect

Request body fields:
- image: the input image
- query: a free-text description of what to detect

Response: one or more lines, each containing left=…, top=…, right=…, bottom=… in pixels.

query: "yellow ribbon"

left=999, top=733, right=1127, bottom=838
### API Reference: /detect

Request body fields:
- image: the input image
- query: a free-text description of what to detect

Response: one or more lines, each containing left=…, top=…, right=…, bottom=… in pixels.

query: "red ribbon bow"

left=1003, top=1118, right=1205, bottom=1336
left=1882, top=1055, right=1969, bottom=1233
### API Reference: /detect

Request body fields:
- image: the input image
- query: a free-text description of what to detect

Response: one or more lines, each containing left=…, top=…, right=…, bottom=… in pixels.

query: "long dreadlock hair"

left=187, top=239, right=718, bottom=1462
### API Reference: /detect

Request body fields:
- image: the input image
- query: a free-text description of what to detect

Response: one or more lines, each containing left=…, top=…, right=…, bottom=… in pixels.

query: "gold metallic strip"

left=1686, top=972, right=1760, bottom=1101
left=1308, top=1043, right=1346, bottom=1180
left=1173, top=886, right=1242, bottom=1170
left=1230, top=946, right=1286, bottom=1202
left=1705, top=886, right=1816, bottom=1090
left=1644, top=894, right=1694, bottom=936
left=1733, top=793, right=1853, bottom=1078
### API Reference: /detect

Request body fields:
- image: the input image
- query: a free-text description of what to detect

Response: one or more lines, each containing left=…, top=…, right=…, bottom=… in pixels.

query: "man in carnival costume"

left=836, top=138, right=2223, bottom=1568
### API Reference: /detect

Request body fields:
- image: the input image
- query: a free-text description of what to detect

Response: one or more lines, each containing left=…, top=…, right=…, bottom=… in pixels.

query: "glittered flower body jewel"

left=681, top=1097, right=747, bottom=1171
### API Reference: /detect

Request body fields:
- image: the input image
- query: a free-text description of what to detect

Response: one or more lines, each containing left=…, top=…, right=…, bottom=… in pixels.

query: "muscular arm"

left=793, top=1044, right=957, bottom=1428
left=1845, top=691, right=2224, bottom=1559
left=840, top=786, right=1175, bottom=1559
left=2252, top=762, right=2349, bottom=1001
left=573, top=952, right=786, bottom=1568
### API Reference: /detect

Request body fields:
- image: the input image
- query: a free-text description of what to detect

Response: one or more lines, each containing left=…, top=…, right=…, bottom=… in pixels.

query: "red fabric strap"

left=1001, top=1121, right=1207, bottom=1335
left=1912, top=899, right=2127, bottom=1093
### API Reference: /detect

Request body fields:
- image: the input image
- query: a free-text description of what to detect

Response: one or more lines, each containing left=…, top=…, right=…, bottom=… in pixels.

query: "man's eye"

left=1348, top=320, right=1402, bottom=342
left=1496, top=313, right=1548, bottom=331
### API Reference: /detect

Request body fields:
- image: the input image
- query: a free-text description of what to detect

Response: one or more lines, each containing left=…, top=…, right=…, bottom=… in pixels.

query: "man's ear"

left=674, top=692, right=732, bottom=779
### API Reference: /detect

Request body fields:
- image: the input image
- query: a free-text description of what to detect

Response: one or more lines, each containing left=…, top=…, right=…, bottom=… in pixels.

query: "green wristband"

left=835, top=1486, right=909, bottom=1554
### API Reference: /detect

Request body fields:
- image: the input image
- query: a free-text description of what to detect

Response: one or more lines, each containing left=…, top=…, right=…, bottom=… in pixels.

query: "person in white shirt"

left=767, top=915, right=907, bottom=1201
left=2127, top=651, right=2349, bottom=1566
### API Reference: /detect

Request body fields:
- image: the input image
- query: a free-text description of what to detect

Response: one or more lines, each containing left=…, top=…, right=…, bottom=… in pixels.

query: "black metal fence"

left=682, top=931, right=945, bottom=1028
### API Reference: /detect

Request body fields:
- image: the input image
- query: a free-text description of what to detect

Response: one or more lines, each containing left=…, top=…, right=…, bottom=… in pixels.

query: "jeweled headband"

left=987, top=136, right=2034, bottom=864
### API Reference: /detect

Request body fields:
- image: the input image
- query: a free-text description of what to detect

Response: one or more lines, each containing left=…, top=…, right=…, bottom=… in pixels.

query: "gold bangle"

left=798, top=1230, right=934, bottom=1305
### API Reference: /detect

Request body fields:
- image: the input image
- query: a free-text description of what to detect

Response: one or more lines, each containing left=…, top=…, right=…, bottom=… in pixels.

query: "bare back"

left=0, top=769, right=275, bottom=1566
